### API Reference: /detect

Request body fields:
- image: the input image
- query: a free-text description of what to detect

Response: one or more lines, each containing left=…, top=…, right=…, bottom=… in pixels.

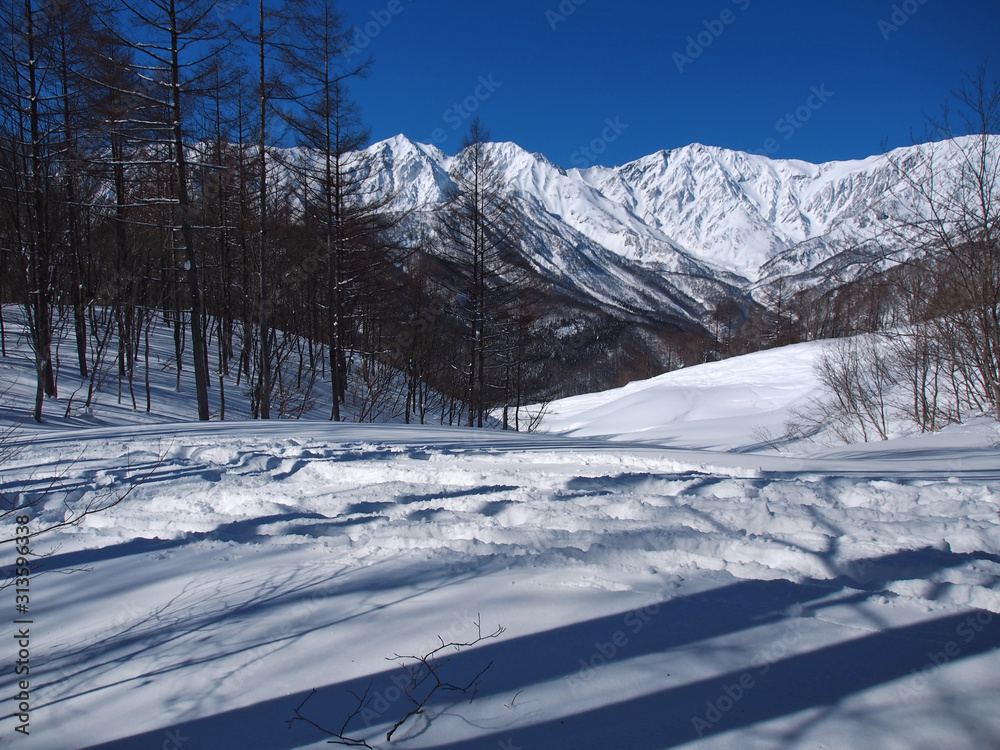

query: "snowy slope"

left=2, top=316, right=999, bottom=749
left=0, top=306, right=458, bottom=430
left=539, top=341, right=825, bottom=450
left=576, top=145, right=894, bottom=280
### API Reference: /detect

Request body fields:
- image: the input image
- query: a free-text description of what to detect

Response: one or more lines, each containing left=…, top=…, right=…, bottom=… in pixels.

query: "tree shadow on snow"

left=3, top=555, right=488, bottom=728
left=0, top=511, right=331, bottom=578
left=74, top=547, right=1000, bottom=750
left=0, top=506, right=410, bottom=581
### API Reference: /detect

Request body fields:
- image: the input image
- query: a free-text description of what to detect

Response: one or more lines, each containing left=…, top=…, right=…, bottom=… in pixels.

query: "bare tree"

left=245, top=0, right=285, bottom=419
left=438, top=120, right=527, bottom=428
left=872, top=64, right=1000, bottom=422
left=812, top=335, right=893, bottom=443
left=285, top=0, right=373, bottom=422
left=0, top=0, right=60, bottom=422
left=95, top=0, right=235, bottom=421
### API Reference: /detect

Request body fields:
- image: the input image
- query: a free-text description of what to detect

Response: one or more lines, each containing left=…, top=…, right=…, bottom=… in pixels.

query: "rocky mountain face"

left=363, top=134, right=955, bottom=301
left=348, top=134, right=965, bottom=394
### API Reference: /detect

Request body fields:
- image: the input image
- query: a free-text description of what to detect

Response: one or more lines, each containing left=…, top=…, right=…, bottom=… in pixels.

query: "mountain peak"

left=365, top=134, right=977, bottom=282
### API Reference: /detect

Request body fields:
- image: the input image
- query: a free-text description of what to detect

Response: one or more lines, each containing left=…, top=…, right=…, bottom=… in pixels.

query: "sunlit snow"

left=1, top=311, right=998, bottom=749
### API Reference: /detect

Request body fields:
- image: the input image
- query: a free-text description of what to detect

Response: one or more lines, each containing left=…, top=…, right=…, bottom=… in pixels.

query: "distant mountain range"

left=336, top=134, right=969, bottom=393
left=359, top=134, right=971, bottom=317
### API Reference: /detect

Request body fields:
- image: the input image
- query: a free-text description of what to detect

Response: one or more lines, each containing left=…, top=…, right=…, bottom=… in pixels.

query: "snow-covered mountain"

left=577, top=145, right=894, bottom=281
left=356, top=135, right=737, bottom=331
left=359, top=135, right=969, bottom=313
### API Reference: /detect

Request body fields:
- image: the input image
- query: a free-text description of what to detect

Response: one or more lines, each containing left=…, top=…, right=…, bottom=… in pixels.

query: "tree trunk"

left=25, top=0, right=56, bottom=422
left=170, top=2, right=210, bottom=421
left=257, top=0, right=271, bottom=419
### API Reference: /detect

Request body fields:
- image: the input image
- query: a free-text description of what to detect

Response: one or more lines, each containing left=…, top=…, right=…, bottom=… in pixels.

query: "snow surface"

left=1, top=315, right=999, bottom=749
left=539, top=342, right=824, bottom=451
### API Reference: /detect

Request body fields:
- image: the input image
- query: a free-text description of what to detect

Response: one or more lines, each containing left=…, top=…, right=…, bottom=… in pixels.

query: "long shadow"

left=847, top=547, right=1000, bottom=587
left=393, top=485, right=521, bottom=505
left=0, top=512, right=331, bottom=579
left=0, top=461, right=231, bottom=519
left=6, top=556, right=487, bottom=719
left=31, top=546, right=992, bottom=717
left=5, top=475, right=523, bottom=581
left=430, top=610, right=1000, bottom=750
left=563, top=471, right=732, bottom=497
left=76, top=549, right=1000, bottom=750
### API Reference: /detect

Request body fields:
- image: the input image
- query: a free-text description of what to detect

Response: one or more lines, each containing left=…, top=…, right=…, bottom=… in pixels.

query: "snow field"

left=1, top=307, right=999, bottom=748
left=1, top=417, right=998, bottom=747
left=17, top=428, right=993, bottom=611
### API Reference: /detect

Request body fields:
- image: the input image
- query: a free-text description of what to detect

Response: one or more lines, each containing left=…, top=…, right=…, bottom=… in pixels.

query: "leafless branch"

left=286, top=684, right=374, bottom=748
left=384, top=614, right=505, bottom=742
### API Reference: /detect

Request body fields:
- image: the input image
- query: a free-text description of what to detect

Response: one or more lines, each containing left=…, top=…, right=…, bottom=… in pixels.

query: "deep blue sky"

left=338, top=0, right=1000, bottom=167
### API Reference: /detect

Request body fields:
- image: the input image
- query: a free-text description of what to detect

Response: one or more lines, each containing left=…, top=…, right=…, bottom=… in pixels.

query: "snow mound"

left=541, top=341, right=824, bottom=450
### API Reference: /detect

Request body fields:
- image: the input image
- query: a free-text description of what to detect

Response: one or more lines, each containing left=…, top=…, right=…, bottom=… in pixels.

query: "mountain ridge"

left=363, top=134, right=976, bottom=291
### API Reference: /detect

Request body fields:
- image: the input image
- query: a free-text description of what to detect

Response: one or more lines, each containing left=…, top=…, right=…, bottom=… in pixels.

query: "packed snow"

left=1, top=312, right=999, bottom=749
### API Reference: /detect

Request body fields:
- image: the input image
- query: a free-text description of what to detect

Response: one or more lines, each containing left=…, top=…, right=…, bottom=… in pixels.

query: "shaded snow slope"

left=0, top=306, right=448, bottom=430
left=1, top=420, right=998, bottom=749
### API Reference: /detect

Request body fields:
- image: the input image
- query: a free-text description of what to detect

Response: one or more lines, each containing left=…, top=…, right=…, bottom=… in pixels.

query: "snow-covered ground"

left=538, top=341, right=825, bottom=451
left=1, top=312, right=999, bottom=749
